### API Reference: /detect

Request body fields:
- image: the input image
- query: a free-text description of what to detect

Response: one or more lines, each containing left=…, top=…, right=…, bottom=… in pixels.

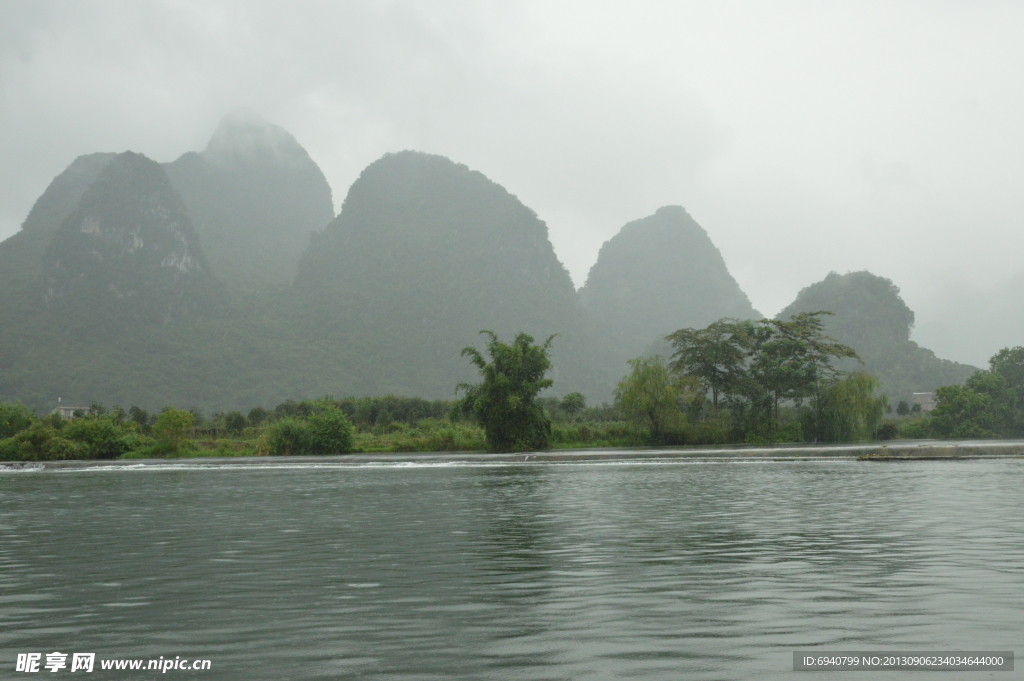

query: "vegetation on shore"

left=1, top=327, right=1021, bottom=461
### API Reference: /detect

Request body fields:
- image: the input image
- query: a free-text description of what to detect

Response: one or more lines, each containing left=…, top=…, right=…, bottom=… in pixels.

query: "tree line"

left=613, top=313, right=886, bottom=444
left=3, top=318, right=1023, bottom=459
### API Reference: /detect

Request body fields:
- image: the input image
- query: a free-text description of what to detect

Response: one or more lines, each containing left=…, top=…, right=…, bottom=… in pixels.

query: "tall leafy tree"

left=989, top=346, right=1024, bottom=411
left=803, top=372, right=887, bottom=442
left=666, top=318, right=748, bottom=412
left=614, top=355, right=682, bottom=442
left=457, top=331, right=555, bottom=452
left=746, top=312, right=860, bottom=423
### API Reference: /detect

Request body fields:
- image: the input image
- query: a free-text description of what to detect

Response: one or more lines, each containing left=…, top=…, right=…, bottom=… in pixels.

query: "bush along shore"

left=2, top=331, right=1022, bottom=461
left=0, top=395, right=644, bottom=461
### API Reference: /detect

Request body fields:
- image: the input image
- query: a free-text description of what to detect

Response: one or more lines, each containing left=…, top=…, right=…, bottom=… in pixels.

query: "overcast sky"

left=2, top=1, right=1022, bottom=365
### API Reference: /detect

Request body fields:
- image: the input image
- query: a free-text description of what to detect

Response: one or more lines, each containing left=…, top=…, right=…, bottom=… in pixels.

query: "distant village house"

left=52, top=406, right=92, bottom=419
left=912, top=392, right=936, bottom=413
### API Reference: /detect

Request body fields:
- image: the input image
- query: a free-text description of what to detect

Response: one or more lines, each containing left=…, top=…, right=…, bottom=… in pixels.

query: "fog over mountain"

left=776, top=271, right=977, bottom=401
left=2, top=2, right=1023, bottom=368
left=164, top=112, right=335, bottom=290
left=580, top=206, right=760, bottom=399
left=294, top=149, right=583, bottom=397
left=0, top=120, right=984, bottom=410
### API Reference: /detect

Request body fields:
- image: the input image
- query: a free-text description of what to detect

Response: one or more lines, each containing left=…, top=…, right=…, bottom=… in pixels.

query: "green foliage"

left=896, top=400, right=910, bottom=416
left=223, top=411, right=246, bottom=434
left=247, top=406, right=269, bottom=426
left=0, top=424, right=82, bottom=461
left=665, top=313, right=861, bottom=435
left=457, top=331, right=555, bottom=452
left=744, top=312, right=861, bottom=423
left=152, top=407, right=195, bottom=450
left=926, top=347, right=1024, bottom=439
left=63, top=414, right=149, bottom=459
left=614, top=355, right=684, bottom=442
left=803, top=372, right=887, bottom=442
left=930, top=385, right=996, bottom=438
left=260, top=403, right=354, bottom=455
left=560, top=393, right=586, bottom=419
left=0, top=402, right=36, bottom=439
left=307, top=406, right=354, bottom=454
left=667, top=319, right=747, bottom=411
left=263, top=417, right=315, bottom=456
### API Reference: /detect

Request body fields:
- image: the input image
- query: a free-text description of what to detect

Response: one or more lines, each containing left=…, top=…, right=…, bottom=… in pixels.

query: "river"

left=1, top=458, right=1021, bottom=679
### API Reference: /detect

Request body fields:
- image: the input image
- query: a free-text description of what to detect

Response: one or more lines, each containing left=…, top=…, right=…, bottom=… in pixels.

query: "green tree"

left=263, top=418, right=314, bottom=456
left=803, top=372, right=887, bottom=442
left=746, top=312, right=860, bottom=424
left=666, top=318, right=748, bottom=412
left=989, top=346, right=1024, bottom=405
left=896, top=400, right=910, bottom=416
left=307, top=406, right=354, bottom=454
left=152, top=407, right=195, bottom=451
left=0, top=402, right=35, bottom=439
left=224, top=411, right=247, bottom=435
left=128, top=406, right=151, bottom=431
left=614, top=355, right=682, bottom=442
left=63, top=414, right=141, bottom=459
left=560, top=393, right=586, bottom=420
left=457, top=331, right=555, bottom=452
left=930, top=385, right=996, bottom=438
left=247, top=406, right=269, bottom=427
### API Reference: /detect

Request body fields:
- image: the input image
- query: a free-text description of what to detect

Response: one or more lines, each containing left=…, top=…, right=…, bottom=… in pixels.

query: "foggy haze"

left=2, top=1, right=1022, bottom=366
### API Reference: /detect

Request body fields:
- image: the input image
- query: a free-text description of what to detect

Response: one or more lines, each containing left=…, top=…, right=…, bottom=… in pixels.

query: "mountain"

left=164, top=112, right=334, bottom=290
left=777, top=271, right=978, bottom=400
left=0, top=152, right=235, bottom=408
left=294, top=150, right=583, bottom=398
left=578, top=205, right=760, bottom=400
left=39, top=151, right=218, bottom=325
left=0, top=152, right=115, bottom=294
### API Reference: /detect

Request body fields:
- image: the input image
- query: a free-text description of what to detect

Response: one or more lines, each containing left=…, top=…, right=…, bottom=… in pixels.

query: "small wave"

left=0, top=462, right=45, bottom=473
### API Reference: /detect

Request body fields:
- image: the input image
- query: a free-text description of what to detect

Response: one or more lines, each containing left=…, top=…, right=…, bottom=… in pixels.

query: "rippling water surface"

left=1, top=459, right=1022, bottom=679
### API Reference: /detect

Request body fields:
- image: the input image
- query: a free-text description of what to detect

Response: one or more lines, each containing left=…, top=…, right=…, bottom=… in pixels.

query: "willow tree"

left=456, top=331, right=555, bottom=452
left=614, top=355, right=681, bottom=442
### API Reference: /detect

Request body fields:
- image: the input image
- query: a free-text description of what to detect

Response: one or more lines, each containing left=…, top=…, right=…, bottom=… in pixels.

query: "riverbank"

left=4, top=439, right=1022, bottom=470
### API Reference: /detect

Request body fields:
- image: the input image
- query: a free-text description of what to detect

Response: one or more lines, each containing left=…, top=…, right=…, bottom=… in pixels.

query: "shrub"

left=307, top=407, right=354, bottom=454
left=0, top=402, right=36, bottom=439
left=263, top=418, right=315, bottom=456
left=63, top=415, right=144, bottom=459
left=223, top=411, right=247, bottom=435
left=152, top=407, right=195, bottom=451
left=0, top=425, right=84, bottom=461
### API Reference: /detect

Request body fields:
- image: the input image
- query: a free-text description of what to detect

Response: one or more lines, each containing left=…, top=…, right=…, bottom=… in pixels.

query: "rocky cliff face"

left=578, top=205, right=760, bottom=399
left=41, top=151, right=216, bottom=324
left=0, top=153, right=115, bottom=294
left=164, top=112, right=334, bottom=290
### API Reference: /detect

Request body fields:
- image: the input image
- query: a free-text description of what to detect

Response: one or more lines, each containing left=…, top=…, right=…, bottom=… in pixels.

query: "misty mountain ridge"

left=0, top=116, right=984, bottom=410
left=294, top=150, right=583, bottom=397
left=39, top=152, right=218, bottom=323
left=164, top=112, right=334, bottom=290
left=777, top=271, right=978, bottom=400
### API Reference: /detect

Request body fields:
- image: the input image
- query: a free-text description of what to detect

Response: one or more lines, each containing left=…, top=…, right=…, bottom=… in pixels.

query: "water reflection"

left=0, top=460, right=1022, bottom=680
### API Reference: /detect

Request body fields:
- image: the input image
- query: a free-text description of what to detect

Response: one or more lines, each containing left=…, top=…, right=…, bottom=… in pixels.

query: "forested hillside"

left=164, top=112, right=334, bottom=290
left=578, top=206, right=761, bottom=401
left=0, top=121, right=980, bottom=414
left=776, top=271, right=977, bottom=401
left=294, top=150, right=585, bottom=397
